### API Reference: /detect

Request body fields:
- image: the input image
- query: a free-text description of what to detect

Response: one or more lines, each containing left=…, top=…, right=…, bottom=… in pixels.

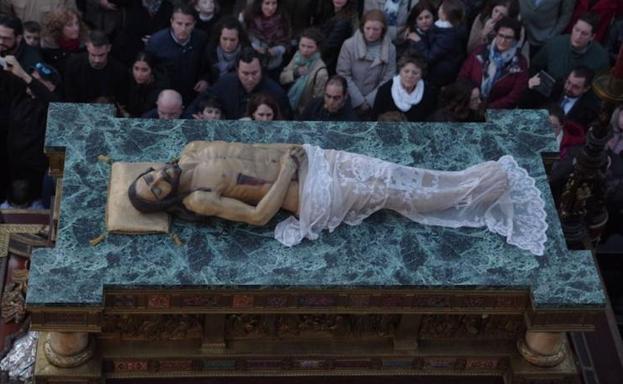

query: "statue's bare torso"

left=177, top=141, right=302, bottom=214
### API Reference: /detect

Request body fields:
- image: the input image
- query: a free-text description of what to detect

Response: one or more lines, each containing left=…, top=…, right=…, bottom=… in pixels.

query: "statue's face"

left=135, top=164, right=181, bottom=202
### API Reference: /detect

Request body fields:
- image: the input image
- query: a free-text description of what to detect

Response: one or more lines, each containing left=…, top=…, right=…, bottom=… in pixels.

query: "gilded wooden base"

left=44, top=332, right=95, bottom=368
left=35, top=332, right=101, bottom=384
left=516, top=332, right=566, bottom=368
left=30, top=287, right=598, bottom=383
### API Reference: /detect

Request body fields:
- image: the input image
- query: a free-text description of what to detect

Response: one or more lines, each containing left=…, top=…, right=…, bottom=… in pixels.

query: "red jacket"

left=458, top=44, right=529, bottom=109
left=565, top=0, right=622, bottom=43
left=560, top=120, right=587, bottom=159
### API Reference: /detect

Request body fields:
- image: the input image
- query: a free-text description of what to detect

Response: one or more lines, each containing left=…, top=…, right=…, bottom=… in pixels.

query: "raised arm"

left=182, top=147, right=305, bottom=226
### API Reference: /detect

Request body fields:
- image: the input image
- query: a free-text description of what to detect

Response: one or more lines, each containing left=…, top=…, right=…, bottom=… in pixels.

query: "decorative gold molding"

left=46, top=152, right=65, bottom=178
left=225, top=314, right=401, bottom=339
left=30, top=308, right=103, bottom=332
left=525, top=309, right=602, bottom=331
left=102, top=355, right=511, bottom=376
left=103, top=289, right=531, bottom=315
left=102, top=314, right=202, bottom=341
left=1, top=269, right=29, bottom=323
left=0, top=224, right=48, bottom=258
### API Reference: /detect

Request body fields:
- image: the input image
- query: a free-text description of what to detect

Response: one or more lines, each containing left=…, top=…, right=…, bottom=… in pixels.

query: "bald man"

left=142, top=89, right=184, bottom=120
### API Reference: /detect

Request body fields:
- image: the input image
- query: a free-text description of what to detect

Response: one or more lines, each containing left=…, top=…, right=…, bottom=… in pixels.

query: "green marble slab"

left=26, top=104, right=605, bottom=309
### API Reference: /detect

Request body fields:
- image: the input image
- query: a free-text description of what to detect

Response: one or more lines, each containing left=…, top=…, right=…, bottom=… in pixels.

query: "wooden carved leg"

left=393, top=314, right=421, bottom=350
left=517, top=331, right=566, bottom=367
left=43, top=332, right=94, bottom=368
left=202, top=314, right=226, bottom=352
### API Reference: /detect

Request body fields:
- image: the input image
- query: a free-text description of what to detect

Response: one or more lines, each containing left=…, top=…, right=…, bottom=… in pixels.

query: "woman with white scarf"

left=372, top=53, right=437, bottom=121
left=458, top=17, right=528, bottom=109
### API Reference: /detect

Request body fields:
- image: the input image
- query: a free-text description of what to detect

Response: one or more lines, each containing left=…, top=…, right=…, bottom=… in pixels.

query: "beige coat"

left=336, top=29, right=396, bottom=108
left=0, top=0, right=76, bottom=24
left=279, top=57, right=328, bottom=115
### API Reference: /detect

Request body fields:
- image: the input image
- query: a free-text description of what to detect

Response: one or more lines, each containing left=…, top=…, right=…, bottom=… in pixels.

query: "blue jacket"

left=146, top=28, right=208, bottom=103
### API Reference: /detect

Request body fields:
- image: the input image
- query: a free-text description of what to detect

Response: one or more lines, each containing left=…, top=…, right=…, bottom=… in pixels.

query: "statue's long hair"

left=128, top=165, right=206, bottom=222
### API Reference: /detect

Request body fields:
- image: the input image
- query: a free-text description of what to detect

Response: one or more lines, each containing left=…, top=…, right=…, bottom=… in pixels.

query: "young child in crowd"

left=22, top=21, right=41, bottom=47
left=192, top=0, right=221, bottom=33
left=196, top=97, right=224, bottom=120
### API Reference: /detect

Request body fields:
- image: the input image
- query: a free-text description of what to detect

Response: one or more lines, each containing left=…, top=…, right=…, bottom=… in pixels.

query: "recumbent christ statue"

left=127, top=141, right=547, bottom=255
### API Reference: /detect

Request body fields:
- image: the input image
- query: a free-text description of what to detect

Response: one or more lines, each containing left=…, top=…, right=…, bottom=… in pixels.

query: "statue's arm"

left=183, top=147, right=304, bottom=226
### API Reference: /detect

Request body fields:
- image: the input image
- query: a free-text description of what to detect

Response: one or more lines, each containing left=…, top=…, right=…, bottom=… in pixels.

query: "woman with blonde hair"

left=336, top=9, right=396, bottom=119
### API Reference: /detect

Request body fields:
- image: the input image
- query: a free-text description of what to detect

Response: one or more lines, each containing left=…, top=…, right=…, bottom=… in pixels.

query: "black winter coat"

left=411, top=25, right=467, bottom=87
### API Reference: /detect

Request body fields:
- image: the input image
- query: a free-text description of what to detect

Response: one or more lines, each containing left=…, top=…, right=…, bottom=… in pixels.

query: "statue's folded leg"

left=277, top=146, right=547, bottom=256
left=384, top=161, right=508, bottom=217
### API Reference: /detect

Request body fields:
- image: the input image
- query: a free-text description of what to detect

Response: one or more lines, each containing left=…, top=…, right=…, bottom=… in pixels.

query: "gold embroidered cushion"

left=106, top=162, right=170, bottom=234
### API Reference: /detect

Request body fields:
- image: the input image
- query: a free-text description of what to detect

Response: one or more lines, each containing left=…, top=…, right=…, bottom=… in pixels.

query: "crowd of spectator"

left=0, top=0, right=622, bottom=214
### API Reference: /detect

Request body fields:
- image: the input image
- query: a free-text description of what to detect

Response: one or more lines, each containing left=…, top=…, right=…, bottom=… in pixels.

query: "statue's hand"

left=280, top=147, right=306, bottom=173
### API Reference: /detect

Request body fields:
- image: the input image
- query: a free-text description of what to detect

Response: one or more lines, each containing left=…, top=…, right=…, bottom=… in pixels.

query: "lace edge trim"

left=496, top=155, right=548, bottom=256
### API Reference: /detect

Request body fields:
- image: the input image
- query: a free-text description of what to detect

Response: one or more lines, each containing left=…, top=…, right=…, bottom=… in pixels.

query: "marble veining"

left=26, top=104, right=605, bottom=308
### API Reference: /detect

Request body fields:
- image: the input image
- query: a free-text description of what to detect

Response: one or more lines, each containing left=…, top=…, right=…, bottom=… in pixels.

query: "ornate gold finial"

left=593, top=45, right=623, bottom=104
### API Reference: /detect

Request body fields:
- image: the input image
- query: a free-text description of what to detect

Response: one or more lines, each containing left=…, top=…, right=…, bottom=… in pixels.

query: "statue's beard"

left=128, top=163, right=209, bottom=222
left=128, top=164, right=183, bottom=213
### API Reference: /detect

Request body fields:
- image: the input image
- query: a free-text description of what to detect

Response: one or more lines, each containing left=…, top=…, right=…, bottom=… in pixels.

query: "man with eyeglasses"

left=146, top=2, right=208, bottom=105
left=300, top=75, right=358, bottom=121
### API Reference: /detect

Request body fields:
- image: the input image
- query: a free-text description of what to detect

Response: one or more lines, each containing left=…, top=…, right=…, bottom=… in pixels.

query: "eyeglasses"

left=496, top=33, right=515, bottom=41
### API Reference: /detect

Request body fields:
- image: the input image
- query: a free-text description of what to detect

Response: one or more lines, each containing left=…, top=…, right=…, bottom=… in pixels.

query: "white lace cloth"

left=275, top=145, right=548, bottom=256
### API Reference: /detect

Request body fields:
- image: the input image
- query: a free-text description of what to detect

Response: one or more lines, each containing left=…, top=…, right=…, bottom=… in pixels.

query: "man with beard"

left=0, top=15, right=43, bottom=70
left=1, top=15, right=42, bottom=199
left=0, top=56, right=61, bottom=201
left=300, top=75, right=358, bottom=121
left=524, top=66, right=599, bottom=133
left=63, top=30, right=128, bottom=103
